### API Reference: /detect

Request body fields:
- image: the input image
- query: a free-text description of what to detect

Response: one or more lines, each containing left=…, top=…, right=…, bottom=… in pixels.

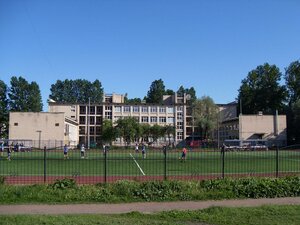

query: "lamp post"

left=36, top=130, right=42, bottom=149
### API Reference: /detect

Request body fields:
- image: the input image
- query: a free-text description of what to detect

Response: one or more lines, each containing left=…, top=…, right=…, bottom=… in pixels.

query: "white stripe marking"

left=130, top=153, right=145, bottom=176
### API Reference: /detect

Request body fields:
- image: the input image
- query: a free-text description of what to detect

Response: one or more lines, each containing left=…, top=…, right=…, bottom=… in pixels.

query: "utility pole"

left=88, top=97, right=90, bottom=150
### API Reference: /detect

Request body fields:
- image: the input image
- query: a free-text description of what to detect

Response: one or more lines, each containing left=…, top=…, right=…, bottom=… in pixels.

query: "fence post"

left=44, top=146, right=47, bottom=183
left=104, top=148, right=107, bottom=183
left=164, top=146, right=167, bottom=181
left=276, top=145, right=279, bottom=178
left=221, top=146, right=225, bottom=179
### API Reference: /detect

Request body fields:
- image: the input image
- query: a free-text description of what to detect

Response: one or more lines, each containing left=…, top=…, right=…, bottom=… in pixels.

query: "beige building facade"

left=9, top=112, right=79, bottom=148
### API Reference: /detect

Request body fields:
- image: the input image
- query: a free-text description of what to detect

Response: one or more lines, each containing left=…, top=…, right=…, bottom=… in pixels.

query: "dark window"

left=79, top=126, right=85, bottom=135
left=96, top=116, right=102, bottom=125
left=80, top=106, right=86, bottom=114
left=97, top=106, right=103, bottom=115
left=90, top=116, right=95, bottom=125
left=89, top=106, right=95, bottom=115
left=90, top=127, right=95, bottom=135
left=14, top=123, right=18, bottom=126
left=55, top=123, right=59, bottom=126
left=96, top=126, right=101, bottom=135
left=79, top=116, right=86, bottom=125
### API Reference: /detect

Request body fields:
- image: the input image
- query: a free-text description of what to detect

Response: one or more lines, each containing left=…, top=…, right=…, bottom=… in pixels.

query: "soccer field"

left=1, top=148, right=300, bottom=184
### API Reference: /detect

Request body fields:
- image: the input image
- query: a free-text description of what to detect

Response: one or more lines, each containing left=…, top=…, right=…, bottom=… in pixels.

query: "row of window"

left=113, top=116, right=175, bottom=123
left=80, top=106, right=103, bottom=115
left=79, top=126, right=101, bottom=135
left=114, top=106, right=178, bottom=113
left=79, top=116, right=102, bottom=125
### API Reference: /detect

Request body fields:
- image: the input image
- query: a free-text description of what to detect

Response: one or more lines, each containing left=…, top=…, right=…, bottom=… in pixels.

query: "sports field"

left=1, top=148, right=300, bottom=184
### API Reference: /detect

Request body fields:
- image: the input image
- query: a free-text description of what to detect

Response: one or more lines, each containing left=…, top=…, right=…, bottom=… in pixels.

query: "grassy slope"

left=0, top=205, right=300, bottom=225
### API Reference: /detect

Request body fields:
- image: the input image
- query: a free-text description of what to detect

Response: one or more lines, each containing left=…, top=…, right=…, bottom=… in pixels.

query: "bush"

left=50, top=178, right=77, bottom=190
left=0, top=176, right=5, bottom=185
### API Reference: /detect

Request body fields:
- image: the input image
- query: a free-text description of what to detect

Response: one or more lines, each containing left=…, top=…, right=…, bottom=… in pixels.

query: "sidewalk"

left=1, top=197, right=300, bottom=215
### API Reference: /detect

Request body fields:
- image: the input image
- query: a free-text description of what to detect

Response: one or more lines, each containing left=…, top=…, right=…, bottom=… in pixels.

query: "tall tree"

left=237, top=63, right=287, bottom=114
left=115, top=117, right=139, bottom=145
left=0, top=80, right=9, bottom=138
left=285, top=60, right=300, bottom=105
left=165, top=89, right=175, bottom=95
left=177, top=86, right=197, bottom=104
left=8, top=76, right=43, bottom=112
left=124, top=94, right=142, bottom=104
left=49, top=79, right=103, bottom=103
left=101, top=120, right=117, bottom=144
left=193, top=96, right=218, bottom=139
left=285, top=60, right=300, bottom=144
left=146, top=79, right=165, bottom=103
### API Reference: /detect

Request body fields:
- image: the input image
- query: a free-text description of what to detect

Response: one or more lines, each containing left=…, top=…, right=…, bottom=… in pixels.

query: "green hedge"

left=1, top=176, right=300, bottom=204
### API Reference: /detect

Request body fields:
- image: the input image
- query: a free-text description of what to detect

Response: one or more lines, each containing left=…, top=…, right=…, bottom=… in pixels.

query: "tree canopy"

left=177, top=85, right=197, bottom=103
left=285, top=60, right=300, bottom=105
left=8, top=76, right=43, bottom=112
left=146, top=79, right=166, bottom=104
left=49, top=79, right=103, bottom=103
left=0, top=80, right=9, bottom=138
left=237, top=63, right=287, bottom=114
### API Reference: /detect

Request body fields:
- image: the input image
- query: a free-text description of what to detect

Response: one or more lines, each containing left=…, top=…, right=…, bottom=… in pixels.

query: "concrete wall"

left=48, top=104, right=77, bottom=121
left=9, top=112, right=65, bottom=146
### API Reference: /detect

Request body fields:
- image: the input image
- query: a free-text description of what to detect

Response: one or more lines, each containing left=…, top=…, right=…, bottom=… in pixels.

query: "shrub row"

left=1, top=176, right=300, bottom=204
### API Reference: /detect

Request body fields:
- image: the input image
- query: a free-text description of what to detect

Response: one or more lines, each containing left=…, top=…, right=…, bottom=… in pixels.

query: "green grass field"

left=1, top=148, right=300, bottom=179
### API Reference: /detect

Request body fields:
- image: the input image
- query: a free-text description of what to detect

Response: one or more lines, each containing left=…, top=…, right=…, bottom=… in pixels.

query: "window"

left=114, top=106, right=121, bottom=112
left=96, top=127, right=101, bottom=135
left=159, top=117, right=166, bottom=123
left=105, top=112, right=112, bottom=119
left=133, top=106, right=139, bottom=113
left=90, top=127, right=95, bottom=135
left=90, top=116, right=95, bottom=125
left=177, top=106, right=183, bottom=111
left=79, top=116, right=86, bottom=124
left=159, top=107, right=166, bottom=113
left=124, top=106, right=130, bottom=112
left=167, top=117, right=175, bottom=123
left=141, top=116, right=149, bottom=123
left=14, top=122, right=18, bottom=126
left=177, top=121, right=183, bottom=129
left=79, top=126, right=85, bottom=135
left=150, top=106, right=157, bottom=113
left=142, top=106, right=148, bottom=113
left=105, top=106, right=112, bottom=111
left=177, top=112, right=183, bottom=120
left=177, top=132, right=183, bottom=140
left=96, top=106, right=103, bottom=115
left=96, top=116, right=102, bottom=125
left=70, top=105, right=76, bottom=112
left=55, top=123, right=60, bottom=126
left=167, top=107, right=174, bottom=113
left=89, top=106, right=95, bottom=114
left=80, top=106, right=86, bottom=114
left=71, top=116, right=75, bottom=119
left=150, top=117, right=157, bottom=123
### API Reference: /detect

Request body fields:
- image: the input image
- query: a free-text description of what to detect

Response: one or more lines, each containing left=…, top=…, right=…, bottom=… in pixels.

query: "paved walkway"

left=1, top=197, right=300, bottom=215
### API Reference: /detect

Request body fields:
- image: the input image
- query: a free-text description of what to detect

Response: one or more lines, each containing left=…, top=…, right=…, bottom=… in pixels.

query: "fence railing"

left=1, top=145, right=300, bottom=184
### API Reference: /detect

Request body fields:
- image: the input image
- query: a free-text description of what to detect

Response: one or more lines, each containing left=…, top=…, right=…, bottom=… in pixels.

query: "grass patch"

left=0, top=205, right=300, bottom=225
left=1, top=176, right=300, bottom=204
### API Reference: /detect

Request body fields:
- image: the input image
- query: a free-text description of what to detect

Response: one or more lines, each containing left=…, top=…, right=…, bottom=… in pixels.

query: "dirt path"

left=1, top=197, right=300, bottom=215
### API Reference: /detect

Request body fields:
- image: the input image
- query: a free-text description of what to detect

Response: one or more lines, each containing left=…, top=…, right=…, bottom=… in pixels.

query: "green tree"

left=0, top=80, right=9, bottom=138
left=238, top=63, right=287, bottom=114
left=165, top=89, right=175, bottom=95
left=115, top=117, right=139, bottom=146
left=124, top=94, right=142, bottom=104
left=140, top=123, right=151, bottom=143
left=102, top=120, right=116, bottom=144
left=150, top=124, right=164, bottom=143
left=193, top=96, right=218, bottom=139
left=8, top=76, right=43, bottom=112
left=164, top=125, right=175, bottom=146
left=49, top=79, right=103, bottom=103
left=177, top=86, right=197, bottom=104
left=285, top=60, right=300, bottom=105
left=285, top=61, right=300, bottom=144
left=146, top=79, right=165, bottom=103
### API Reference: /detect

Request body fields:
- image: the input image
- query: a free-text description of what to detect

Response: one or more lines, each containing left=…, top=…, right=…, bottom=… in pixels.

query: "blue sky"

left=1, top=0, right=300, bottom=111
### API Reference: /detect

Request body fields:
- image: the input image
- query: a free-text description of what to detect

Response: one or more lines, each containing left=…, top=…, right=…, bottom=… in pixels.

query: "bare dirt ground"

left=1, top=197, right=300, bottom=215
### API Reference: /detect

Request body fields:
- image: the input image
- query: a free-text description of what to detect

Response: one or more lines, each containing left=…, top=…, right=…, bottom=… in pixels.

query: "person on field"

left=135, top=143, right=139, bottom=153
left=180, top=147, right=187, bottom=161
left=80, top=144, right=85, bottom=159
left=7, top=143, right=12, bottom=161
left=63, top=144, right=69, bottom=159
left=141, top=143, right=146, bottom=159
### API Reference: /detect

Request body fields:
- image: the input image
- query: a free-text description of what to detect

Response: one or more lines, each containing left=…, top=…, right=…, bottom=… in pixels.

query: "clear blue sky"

left=1, top=0, right=299, bottom=111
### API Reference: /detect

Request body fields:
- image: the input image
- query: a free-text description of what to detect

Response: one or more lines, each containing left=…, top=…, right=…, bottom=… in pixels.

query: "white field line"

left=129, top=153, right=145, bottom=176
